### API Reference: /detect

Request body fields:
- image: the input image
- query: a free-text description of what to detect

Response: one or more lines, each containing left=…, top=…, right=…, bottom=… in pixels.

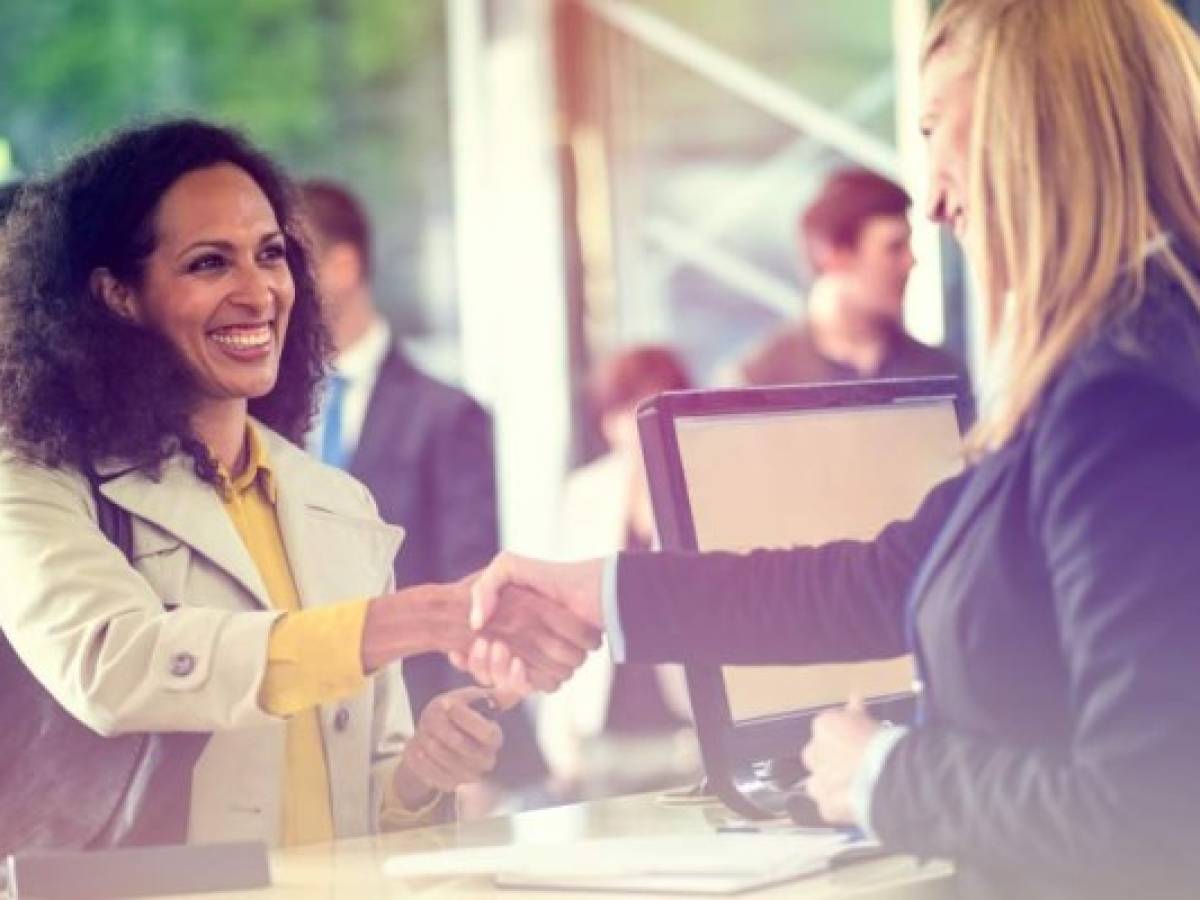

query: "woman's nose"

left=232, top=264, right=275, bottom=314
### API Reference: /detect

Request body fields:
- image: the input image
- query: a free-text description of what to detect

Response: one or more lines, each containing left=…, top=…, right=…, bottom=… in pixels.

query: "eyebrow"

left=175, top=230, right=284, bottom=262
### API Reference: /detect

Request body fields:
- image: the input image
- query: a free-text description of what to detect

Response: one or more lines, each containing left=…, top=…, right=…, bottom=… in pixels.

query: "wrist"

left=392, top=756, right=439, bottom=810
left=361, top=584, right=471, bottom=672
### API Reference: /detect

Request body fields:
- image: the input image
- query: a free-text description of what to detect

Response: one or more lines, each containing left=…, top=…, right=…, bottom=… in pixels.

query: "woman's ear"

left=89, top=268, right=143, bottom=324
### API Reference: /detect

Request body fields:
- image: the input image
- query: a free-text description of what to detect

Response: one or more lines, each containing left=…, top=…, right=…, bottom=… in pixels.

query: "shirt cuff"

left=258, top=598, right=370, bottom=717
left=849, top=724, right=908, bottom=840
left=601, top=554, right=627, bottom=663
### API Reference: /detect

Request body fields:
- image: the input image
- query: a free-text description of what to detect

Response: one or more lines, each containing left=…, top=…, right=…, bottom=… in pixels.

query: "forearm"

left=613, top=473, right=965, bottom=666
left=615, top=543, right=910, bottom=665
left=361, top=581, right=471, bottom=673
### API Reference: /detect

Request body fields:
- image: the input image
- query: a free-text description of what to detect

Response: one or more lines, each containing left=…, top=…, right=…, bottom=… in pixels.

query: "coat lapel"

left=263, top=429, right=405, bottom=609
left=98, top=455, right=272, bottom=609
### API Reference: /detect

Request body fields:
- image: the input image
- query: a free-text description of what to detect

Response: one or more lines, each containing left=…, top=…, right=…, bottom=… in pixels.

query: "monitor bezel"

left=636, top=376, right=965, bottom=816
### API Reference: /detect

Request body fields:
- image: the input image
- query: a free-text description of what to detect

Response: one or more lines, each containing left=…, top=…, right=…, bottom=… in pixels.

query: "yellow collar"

left=214, top=423, right=278, bottom=503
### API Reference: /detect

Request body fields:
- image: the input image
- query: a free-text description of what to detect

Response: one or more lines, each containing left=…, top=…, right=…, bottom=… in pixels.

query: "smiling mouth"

left=208, top=323, right=273, bottom=353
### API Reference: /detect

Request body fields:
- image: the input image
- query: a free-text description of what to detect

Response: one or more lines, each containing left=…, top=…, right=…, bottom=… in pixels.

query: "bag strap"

left=84, top=465, right=132, bottom=560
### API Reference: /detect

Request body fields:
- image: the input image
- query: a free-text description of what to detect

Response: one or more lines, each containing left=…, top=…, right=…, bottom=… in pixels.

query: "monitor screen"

left=672, top=398, right=963, bottom=724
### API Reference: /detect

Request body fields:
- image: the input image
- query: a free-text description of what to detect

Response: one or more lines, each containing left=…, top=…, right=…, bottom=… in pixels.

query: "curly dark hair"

left=0, top=118, right=330, bottom=482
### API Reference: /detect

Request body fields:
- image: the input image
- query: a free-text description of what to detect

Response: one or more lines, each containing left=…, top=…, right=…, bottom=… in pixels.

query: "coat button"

left=333, top=707, right=350, bottom=732
left=169, top=652, right=196, bottom=678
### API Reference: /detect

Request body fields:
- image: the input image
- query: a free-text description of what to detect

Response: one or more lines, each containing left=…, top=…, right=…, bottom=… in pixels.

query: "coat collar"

left=94, top=422, right=400, bottom=610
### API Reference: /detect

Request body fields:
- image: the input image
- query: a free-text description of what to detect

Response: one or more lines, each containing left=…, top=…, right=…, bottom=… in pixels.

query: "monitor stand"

left=709, top=692, right=917, bottom=823
left=715, top=757, right=811, bottom=821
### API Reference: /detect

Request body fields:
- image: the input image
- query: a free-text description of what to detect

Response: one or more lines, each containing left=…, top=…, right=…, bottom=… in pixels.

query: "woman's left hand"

left=392, top=686, right=506, bottom=808
left=800, top=696, right=885, bottom=826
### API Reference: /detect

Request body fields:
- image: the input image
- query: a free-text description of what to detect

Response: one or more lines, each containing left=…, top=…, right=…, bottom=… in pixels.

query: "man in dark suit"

left=300, top=179, right=548, bottom=798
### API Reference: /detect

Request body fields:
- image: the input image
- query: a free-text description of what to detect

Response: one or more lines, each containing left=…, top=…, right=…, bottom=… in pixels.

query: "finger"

left=493, top=658, right=531, bottom=709
left=505, top=636, right=580, bottom=680
left=493, top=621, right=580, bottom=679
left=469, top=573, right=497, bottom=631
left=524, top=664, right=566, bottom=693
left=810, top=709, right=839, bottom=740
left=526, top=627, right=588, bottom=670
left=846, top=693, right=866, bottom=715
left=488, top=641, right=514, bottom=687
left=800, top=739, right=821, bottom=773
left=447, top=649, right=467, bottom=671
left=404, top=742, right=460, bottom=793
left=805, top=775, right=834, bottom=821
left=467, top=638, right=493, bottom=686
left=446, top=699, right=504, bottom=748
left=423, top=726, right=495, bottom=777
left=418, top=722, right=492, bottom=783
left=470, top=552, right=526, bottom=630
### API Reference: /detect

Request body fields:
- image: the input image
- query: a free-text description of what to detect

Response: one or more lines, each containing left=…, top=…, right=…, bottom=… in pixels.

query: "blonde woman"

left=466, top=0, right=1200, bottom=895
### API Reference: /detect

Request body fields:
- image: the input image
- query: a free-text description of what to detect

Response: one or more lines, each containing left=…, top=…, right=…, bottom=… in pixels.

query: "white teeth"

left=210, top=325, right=271, bottom=349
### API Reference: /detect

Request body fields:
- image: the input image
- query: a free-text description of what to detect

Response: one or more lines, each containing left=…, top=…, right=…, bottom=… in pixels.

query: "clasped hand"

left=450, top=553, right=605, bottom=693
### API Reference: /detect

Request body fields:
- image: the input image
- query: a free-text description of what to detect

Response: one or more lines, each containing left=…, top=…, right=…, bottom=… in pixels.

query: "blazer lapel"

left=908, top=434, right=1029, bottom=614
left=350, top=350, right=416, bottom=478
left=98, top=455, right=272, bottom=609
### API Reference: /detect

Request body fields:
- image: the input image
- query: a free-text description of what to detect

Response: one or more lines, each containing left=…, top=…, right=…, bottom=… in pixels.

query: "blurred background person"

left=538, top=346, right=700, bottom=800
left=299, top=179, right=549, bottom=815
left=726, top=167, right=974, bottom=423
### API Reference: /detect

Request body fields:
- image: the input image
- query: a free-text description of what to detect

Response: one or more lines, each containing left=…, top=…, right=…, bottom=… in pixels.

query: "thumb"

left=469, top=558, right=507, bottom=630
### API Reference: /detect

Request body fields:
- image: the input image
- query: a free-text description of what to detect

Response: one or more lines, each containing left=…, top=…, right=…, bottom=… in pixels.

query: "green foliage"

left=0, top=0, right=442, bottom=173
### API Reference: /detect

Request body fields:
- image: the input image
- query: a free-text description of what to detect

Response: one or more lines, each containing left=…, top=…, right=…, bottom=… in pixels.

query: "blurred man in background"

left=300, top=179, right=548, bottom=811
left=729, top=168, right=973, bottom=422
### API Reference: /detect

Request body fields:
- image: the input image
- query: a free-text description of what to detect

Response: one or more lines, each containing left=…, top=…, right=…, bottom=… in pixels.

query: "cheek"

left=277, top=271, right=298, bottom=318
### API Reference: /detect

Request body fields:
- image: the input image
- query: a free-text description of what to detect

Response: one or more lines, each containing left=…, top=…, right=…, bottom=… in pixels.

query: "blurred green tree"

left=0, top=0, right=449, bottom=334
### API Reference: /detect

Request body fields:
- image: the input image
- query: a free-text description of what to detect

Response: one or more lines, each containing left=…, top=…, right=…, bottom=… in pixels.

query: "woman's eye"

left=259, top=242, right=286, bottom=264
left=187, top=253, right=227, bottom=274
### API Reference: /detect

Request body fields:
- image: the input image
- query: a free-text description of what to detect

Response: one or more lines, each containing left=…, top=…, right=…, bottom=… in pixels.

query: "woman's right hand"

left=360, top=572, right=601, bottom=689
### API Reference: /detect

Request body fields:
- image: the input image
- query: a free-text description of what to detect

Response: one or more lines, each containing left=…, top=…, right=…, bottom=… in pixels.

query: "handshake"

left=362, top=554, right=608, bottom=697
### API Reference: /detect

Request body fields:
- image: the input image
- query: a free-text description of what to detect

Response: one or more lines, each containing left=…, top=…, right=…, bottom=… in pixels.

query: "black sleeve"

left=871, top=373, right=1200, bottom=889
left=431, top=397, right=500, bottom=581
left=615, top=472, right=966, bottom=665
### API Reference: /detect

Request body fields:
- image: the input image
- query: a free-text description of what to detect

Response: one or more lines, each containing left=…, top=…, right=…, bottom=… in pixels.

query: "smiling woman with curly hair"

left=0, top=119, right=595, bottom=857
left=0, top=120, right=326, bottom=480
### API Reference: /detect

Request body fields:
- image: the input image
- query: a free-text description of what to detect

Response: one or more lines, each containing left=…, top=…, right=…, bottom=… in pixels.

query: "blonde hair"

left=924, top=0, right=1200, bottom=452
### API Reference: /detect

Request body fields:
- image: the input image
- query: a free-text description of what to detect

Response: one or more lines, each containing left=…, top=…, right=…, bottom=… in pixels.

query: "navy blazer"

left=350, top=349, right=547, bottom=786
left=616, top=267, right=1200, bottom=898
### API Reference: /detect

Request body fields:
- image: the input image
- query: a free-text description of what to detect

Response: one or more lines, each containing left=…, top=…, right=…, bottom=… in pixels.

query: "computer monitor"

left=637, top=377, right=965, bottom=819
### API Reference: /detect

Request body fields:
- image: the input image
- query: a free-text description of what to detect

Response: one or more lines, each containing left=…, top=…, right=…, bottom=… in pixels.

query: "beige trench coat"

left=0, top=424, right=412, bottom=845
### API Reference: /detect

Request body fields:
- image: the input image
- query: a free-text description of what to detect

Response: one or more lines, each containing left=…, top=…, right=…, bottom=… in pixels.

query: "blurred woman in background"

left=538, top=346, right=700, bottom=799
